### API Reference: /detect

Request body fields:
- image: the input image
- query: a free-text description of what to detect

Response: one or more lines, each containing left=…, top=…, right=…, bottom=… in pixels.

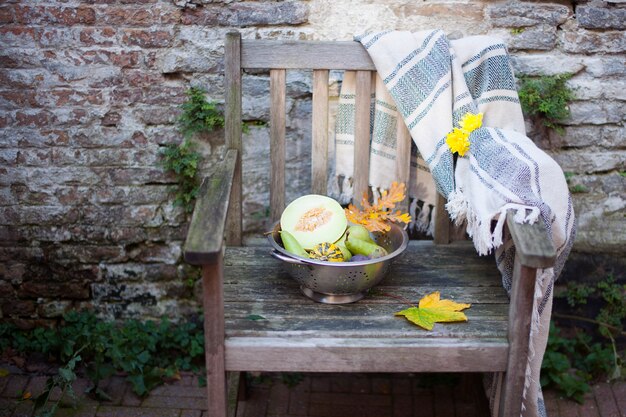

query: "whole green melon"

left=280, top=194, right=347, bottom=250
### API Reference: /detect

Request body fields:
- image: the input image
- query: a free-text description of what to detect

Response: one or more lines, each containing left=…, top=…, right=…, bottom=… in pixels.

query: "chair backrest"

left=223, top=31, right=449, bottom=246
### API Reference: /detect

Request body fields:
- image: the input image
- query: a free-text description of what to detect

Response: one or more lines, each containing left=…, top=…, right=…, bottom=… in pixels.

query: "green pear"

left=347, top=225, right=375, bottom=243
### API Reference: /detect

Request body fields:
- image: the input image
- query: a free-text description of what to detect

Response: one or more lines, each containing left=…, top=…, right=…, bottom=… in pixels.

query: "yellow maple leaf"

left=394, top=291, right=471, bottom=330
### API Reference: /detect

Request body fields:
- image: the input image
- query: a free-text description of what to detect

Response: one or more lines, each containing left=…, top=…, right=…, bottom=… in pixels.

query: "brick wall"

left=0, top=0, right=624, bottom=325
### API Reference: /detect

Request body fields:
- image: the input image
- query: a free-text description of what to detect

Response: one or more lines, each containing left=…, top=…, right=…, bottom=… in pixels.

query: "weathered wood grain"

left=224, top=31, right=243, bottom=246
left=269, top=69, right=286, bottom=222
left=353, top=70, right=372, bottom=206
left=225, top=241, right=498, bottom=269
left=226, top=318, right=508, bottom=339
left=226, top=372, right=241, bottom=417
left=499, top=256, right=536, bottom=417
left=311, top=69, right=329, bottom=195
left=395, top=121, right=412, bottom=214
left=184, top=150, right=237, bottom=265
left=222, top=286, right=508, bottom=305
left=241, top=40, right=375, bottom=70
left=506, top=211, right=556, bottom=268
left=219, top=237, right=510, bottom=373
left=225, top=337, right=508, bottom=373
left=187, top=33, right=555, bottom=417
left=434, top=193, right=451, bottom=244
left=203, top=259, right=227, bottom=416
left=223, top=301, right=507, bottom=319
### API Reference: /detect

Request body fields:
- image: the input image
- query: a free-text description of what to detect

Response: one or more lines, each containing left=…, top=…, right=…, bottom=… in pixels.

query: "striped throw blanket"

left=334, top=30, right=576, bottom=417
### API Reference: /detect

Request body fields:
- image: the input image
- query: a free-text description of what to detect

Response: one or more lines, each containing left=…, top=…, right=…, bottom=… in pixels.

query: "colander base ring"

left=300, top=286, right=366, bottom=304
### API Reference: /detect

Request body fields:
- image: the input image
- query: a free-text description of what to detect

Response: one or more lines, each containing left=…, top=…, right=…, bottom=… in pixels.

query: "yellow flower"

left=446, top=128, right=470, bottom=157
left=459, top=112, right=483, bottom=133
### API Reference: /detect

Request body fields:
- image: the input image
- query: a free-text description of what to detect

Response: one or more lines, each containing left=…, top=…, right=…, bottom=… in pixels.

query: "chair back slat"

left=352, top=70, right=373, bottom=206
left=395, top=121, right=412, bottom=214
left=311, top=70, right=329, bottom=195
left=225, top=32, right=243, bottom=245
left=225, top=31, right=455, bottom=243
left=269, top=69, right=287, bottom=223
left=241, top=40, right=375, bottom=70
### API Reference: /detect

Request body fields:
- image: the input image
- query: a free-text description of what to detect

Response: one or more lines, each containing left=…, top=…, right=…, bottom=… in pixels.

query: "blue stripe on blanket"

left=371, top=148, right=397, bottom=160
left=361, top=30, right=393, bottom=49
left=389, top=42, right=451, bottom=118
left=382, top=31, right=444, bottom=85
left=554, top=198, right=576, bottom=276
left=426, top=136, right=447, bottom=165
left=375, top=99, right=397, bottom=112
left=372, top=111, right=398, bottom=149
left=471, top=128, right=554, bottom=222
left=431, top=152, right=454, bottom=197
left=452, top=104, right=478, bottom=127
left=336, top=103, right=355, bottom=134
left=496, top=245, right=515, bottom=292
left=464, top=55, right=516, bottom=100
left=407, top=80, right=451, bottom=130
left=477, top=95, right=520, bottom=105
left=494, top=129, right=542, bottom=197
left=454, top=92, right=471, bottom=102
left=461, top=43, right=507, bottom=68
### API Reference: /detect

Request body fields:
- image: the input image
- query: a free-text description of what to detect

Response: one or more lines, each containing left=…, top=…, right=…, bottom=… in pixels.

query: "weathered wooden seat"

left=184, top=31, right=556, bottom=417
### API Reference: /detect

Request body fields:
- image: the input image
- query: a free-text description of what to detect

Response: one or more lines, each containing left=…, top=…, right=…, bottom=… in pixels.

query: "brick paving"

left=0, top=371, right=624, bottom=417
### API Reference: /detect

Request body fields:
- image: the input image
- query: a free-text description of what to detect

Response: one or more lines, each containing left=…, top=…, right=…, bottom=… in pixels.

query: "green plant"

left=569, top=184, right=588, bottom=194
left=178, top=87, right=224, bottom=139
left=543, top=275, right=626, bottom=402
left=160, top=140, right=202, bottom=213
left=562, top=172, right=588, bottom=194
left=518, top=73, right=574, bottom=133
left=510, top=28, right=525, bottom=35
left=541, top=323, right=592, bottom=403
left=1, top=311, right=207, bottom=402
left=280, top=372, right=305, bottom=388
left=33, top=347, right=83, bottom=417
left=160, top=87, right=225, bottom=213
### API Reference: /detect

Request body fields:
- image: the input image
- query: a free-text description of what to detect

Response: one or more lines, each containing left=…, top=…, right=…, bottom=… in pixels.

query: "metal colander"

left=268, top=222, right=409, bottom=304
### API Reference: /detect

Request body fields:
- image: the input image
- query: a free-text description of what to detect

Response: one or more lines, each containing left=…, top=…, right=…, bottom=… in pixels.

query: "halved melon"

left=280, top=194, right=347, bottom=250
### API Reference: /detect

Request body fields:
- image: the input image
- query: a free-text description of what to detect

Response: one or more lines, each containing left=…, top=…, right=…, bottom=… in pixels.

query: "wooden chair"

left=183, top=31, right=556, bottom=417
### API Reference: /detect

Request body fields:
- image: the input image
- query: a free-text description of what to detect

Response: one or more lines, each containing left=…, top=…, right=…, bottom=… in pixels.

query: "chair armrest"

left=505, top=210, right=556, bottom=269
left=184, top=149, right=238, bottom=265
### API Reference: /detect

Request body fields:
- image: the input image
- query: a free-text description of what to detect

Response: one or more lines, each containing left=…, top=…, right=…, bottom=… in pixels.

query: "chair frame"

left=183, top=31, right=556, bottom=417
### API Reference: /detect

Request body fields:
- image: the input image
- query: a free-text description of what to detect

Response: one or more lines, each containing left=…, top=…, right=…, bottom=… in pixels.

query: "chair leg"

left=499, top=257, right=536, bottom=417
left=203, top=259, right=227, bottom=417
left=227, top=372, right=245, bottom=417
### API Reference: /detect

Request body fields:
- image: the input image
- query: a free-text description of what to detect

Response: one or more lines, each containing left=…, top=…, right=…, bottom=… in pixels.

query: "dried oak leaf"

left=394, top=291, right=471, bottom=331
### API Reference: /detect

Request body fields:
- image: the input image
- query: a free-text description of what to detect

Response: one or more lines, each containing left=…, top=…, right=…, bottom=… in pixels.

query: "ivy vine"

left=0, top=312, right=206, bottom=403
left=160, top=87, right=225, bottom=213
left=518, top=73, right=575, bottom=134
left=542, top=275, right=625, bottom=402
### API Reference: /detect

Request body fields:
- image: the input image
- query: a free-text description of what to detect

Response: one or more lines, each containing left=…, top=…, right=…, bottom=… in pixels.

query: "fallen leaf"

left=246, top=314, right=266, bottom=321
left=394, top=291, right=471, bottom=330
left=22, top=391, right=32, bottom=400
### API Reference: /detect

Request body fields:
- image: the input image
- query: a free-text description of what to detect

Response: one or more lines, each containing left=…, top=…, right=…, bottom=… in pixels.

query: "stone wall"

left=0, top=0, right=624, bottom=325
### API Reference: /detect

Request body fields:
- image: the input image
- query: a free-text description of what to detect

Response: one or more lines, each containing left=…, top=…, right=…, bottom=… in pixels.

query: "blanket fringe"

left=446, top=190, right=544, bottom=256
left=332, top=175, right=354, bottom=206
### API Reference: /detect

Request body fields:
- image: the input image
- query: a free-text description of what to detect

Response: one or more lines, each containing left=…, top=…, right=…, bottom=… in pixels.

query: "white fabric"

left=334, top=30, right=576, bottom=417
